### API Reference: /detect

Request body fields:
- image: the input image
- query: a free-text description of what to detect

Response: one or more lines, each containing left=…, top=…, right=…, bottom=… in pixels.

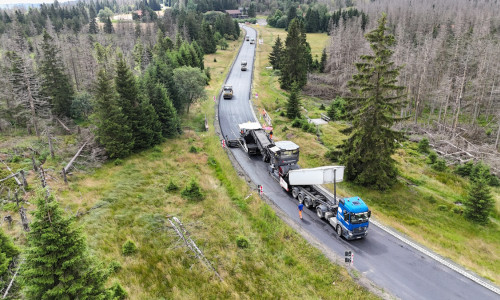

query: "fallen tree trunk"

left=62, top=141, right=88, bottom=183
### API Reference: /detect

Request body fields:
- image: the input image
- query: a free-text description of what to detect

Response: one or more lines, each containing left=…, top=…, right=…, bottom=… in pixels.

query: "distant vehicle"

left=223, top=85, right=233, bottom=99
left=241, top=61, right=247, bottom=71
left=246, top=35, right=250, bottom=41
left=250, top=38, right=255, bottom=44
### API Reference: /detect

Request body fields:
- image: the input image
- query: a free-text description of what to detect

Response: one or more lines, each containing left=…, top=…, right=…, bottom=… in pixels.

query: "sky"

left=0, top=0, right=72, bottom=4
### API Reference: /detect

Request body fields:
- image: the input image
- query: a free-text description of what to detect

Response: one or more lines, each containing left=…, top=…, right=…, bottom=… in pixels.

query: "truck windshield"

left=351, top=212, right=370, bottom=224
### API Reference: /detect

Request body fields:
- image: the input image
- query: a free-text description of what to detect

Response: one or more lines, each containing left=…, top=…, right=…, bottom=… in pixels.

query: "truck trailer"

left=233, top=123, right=371, bottom=240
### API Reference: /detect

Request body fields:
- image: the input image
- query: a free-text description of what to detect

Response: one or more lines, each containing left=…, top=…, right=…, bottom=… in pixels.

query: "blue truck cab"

left=336, top=197, right=371, bottom=240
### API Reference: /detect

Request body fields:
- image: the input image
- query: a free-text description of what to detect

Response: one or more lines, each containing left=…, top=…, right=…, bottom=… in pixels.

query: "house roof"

left=225, top=9, right=241, bottom=14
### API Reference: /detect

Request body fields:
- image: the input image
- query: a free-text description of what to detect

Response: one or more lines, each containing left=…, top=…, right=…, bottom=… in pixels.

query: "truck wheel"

left=336, top=225, right=342, bottom=237
left=316, top=207, right=324, bottom=219
left=292, top=188, right=299, bottom=199
left=298, top=193, right=304, bottom=204
left=304, top=197, right=312, bottom=208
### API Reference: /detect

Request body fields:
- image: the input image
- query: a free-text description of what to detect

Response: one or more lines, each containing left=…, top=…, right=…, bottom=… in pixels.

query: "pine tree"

left=287, top=85, right=301, bottom=119
left=464, top=162, right=495, bottom=224
left=269, top=35, right=283, bottom=70
left=39, top=30, right=74, bottom=118
left=338, top=14, right=405, bottom=190
left=104, top=16, right=113, bottom=34
left=88, top=5, right=98, bottom=34
left=280, top=19, right=310, bottom=90
left=93, top=68, right=133, bottom=158
left=21, top=190, right=109, bottom=299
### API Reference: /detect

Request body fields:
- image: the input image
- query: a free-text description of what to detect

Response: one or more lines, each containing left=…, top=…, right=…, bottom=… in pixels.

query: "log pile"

left=400, top=123, right=500, bottom=175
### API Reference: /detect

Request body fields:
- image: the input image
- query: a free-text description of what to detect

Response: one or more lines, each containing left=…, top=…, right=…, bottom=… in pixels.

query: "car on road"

left=246, top=35, right=250, bottom=41
left=250, top=38, right=255, bottom=44
left=223, top=85, right=233, bottom=99
left=241, top=61, right=247, bottom=71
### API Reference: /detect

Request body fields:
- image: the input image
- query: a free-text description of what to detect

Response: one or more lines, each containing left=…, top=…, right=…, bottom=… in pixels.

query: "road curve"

left=218, top=25, right=499, bottom=300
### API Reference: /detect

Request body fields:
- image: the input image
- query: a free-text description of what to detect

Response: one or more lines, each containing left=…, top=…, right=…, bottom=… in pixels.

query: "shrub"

left=432, top=159, right=447, bottom=171
left=109, top=260, right=122, bottom=274
left=488, top=174, right=500, bottom=187
left=122, top=240, right=137, bottom=256
left=454, top=161, right=473, bottom=176
left=165, top=179, right=179, bottom=192
left=279, top=111, right=286, bottom=117
left=427, top=152, right=438, bottom=164
left=437, top=205, right=448, bottom=211
left=114, top=158, right=123, bottom=166
left=213, top=58, right=217, bottom=62
left=301, top=122, right=311, bottom=131
left=283, top=255, right=297, bottom=266
left=282, top=125, right=289, bottom=132
left=236, top=235, right=249, bottom=248
left=308, top=125, right=317, bottom=134
left=417, top=138, right=430, bottom=153
left=324, top=149, right=340, bottom=163
left=181, top=178, right=204, bottom=201
left=71, top=92, right=93, bottom=120
left=327, top=96, right=346, bottom=121
left=189, top=145, right=199, bottom=153
left=110, top=281, right=128, bottom=300
left=291, top=118, right=302, bottom=128
left=451, top=206, right=464, bottom=215
left=319, top=104, right=325, bottom=110
left=425, top=195, right=436, bottom=204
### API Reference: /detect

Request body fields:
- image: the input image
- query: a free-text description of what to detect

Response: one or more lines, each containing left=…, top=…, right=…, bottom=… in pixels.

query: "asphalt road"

left=218, top=25, right=499, bottom=300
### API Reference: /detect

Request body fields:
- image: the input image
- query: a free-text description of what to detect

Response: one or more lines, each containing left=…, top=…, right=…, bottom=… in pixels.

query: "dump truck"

left=241, top=61, right=247, bottom=71
left=223, top=85, right=233, bottom=99
left=232, top=122, right=371, bottom=240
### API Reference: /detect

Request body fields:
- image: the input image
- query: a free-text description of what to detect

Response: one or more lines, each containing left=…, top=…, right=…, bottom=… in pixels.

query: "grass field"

left=1, top=35, right=377, bottom=299
left=249, top=24, right=500, bottom=285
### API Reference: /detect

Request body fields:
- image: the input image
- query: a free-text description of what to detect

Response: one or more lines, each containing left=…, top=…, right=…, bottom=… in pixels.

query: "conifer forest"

left=0, top=0, right=499, bottom=299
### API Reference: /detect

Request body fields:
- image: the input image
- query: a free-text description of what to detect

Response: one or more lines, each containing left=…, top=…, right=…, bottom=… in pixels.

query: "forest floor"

left=0, top=36, right=378, bottom=299
left=250, top=24, right=500, bottom=285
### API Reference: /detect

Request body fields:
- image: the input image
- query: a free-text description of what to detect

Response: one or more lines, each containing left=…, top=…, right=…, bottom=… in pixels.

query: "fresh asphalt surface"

left=218, top=25, right=499, bottom=300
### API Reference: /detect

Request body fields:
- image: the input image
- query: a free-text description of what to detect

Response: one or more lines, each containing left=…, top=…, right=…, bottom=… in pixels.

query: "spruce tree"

left=199, top=22, right=217, bottom=54
left=339, top=14, right=405, bottom=190
left=21, top=191, right=109, bottom=299
left=280, top=19, right=310, bottom=90
left=320, top=48, right=327, bottom=73
left=248, top=3, right=256, bottom=18
left=104, top=16, right=113, bottom=34
left=115, top=53, right=158, bottom=151
left=39, top=30, right=74, bottom=118
left=89, top=5, right=98, bottom=34
left=0, top=228, right=19, bottom=278
left=269, top=35, right=283, bottom=70
left=142, top=78, right=181, bottom=138
left=287, top=84, right=301, bottom=119
left=93, top=68, right=133, bottom=158
left=464, top=163, right=495, bottom=224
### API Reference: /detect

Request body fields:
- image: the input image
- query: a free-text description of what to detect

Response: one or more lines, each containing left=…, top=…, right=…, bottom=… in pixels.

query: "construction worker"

left=298, top=203, right=304, bottom=220
left=269, top=130, right=273, bottom=139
